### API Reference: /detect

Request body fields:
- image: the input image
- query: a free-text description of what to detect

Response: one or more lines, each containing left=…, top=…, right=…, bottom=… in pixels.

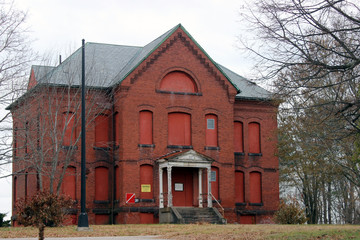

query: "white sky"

left=0, top=0, right=253, bottom=220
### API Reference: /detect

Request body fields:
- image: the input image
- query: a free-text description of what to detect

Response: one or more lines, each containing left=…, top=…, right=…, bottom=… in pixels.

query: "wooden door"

left=172, top=168, right=193, bottom=206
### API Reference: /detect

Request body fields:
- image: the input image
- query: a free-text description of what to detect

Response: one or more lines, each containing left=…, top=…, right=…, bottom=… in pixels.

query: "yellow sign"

left=141, top=184, right=151, bottom=192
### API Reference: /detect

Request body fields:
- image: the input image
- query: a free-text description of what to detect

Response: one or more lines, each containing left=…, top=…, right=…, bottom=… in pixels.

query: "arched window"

left=168, top=112, right=191, bottom=146
left=160, top=71, right=197, bottom=93
left=249, top=171, right=262, bottom=203
left=139, top=111, right=153, bottom=145
left=95, top=114, right=110, bottom=148
left=140, top=164, right=153, bottom=199
left=234, top=121, right=244, bottom=153
left=95, top=167, right=109, bottom=201
left=235, top=171, right=245, bottom=203
left=248, top=122, right=261, bottom=154
left=205, top=114, right=218, bottom=147
left=63, top=112, right=75, bottom=146
left=62, top=166, right=76, bottom=200
left=211, top=167, right=219, bottom=200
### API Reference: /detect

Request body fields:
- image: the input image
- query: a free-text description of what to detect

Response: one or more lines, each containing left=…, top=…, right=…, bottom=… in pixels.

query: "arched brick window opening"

left=95, top=167, right=109, bottom=201
left=234, top=121, right=244, bottom=153
left=248, top=122, right=261, bottom=153
left=140, top=164, right=153, bottom=199
left=62, top=112, right=75, bottom=146
left=205, top=114, right=218, bottom=147
left=168, top=112, right=191, bottom=146
left=27, top=171, right=37, bottom=197
left=95, top=114, right=110, bottom=148
left=211, top=167, right=219, bottom=200
left=139, top=111, right=153, bottom=145
left=249, top=171, right=262, bottom=203
left=24, top=172, right=28, bottom=199
left=235, top=171, right=245, bottom=203
left=160, top=71, right=197, bottom=93
left=62, top=166, right=76, bottom=200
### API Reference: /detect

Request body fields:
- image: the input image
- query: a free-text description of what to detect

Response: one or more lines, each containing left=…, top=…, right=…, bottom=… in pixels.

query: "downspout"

left=110, top=88, right=116, bottom=224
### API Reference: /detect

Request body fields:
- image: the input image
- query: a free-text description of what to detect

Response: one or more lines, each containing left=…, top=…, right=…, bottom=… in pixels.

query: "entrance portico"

left=157, top=150, right=214, bottom=208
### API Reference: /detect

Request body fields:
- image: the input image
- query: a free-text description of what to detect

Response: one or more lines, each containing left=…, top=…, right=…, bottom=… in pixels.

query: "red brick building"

left=8, top=24, right=279, bottom=225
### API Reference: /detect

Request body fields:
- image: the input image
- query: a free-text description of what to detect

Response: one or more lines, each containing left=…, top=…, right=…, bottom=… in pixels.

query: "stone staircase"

left=172, top=207, right=226, bottom=224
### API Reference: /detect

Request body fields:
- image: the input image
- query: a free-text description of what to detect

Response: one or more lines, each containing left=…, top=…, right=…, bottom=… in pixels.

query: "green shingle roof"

left=11, top=24, right=272, bottom=110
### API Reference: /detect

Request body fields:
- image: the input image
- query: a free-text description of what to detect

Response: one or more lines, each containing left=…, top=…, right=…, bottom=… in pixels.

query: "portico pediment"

left=157, top=150, right=213, bottom=168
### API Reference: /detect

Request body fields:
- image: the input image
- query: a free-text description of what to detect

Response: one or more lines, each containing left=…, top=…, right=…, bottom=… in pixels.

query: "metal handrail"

left=210, top=192, right=225, bottom=218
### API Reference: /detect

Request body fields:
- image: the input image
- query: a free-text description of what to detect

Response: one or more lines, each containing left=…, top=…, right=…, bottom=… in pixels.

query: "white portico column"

left=167, top=166, right=173, bottom=207
left=207, top=166, right=212, bottom=207
left=159, top=167, right=164, bottom=208
left=198, top=168, right=203, bottom=208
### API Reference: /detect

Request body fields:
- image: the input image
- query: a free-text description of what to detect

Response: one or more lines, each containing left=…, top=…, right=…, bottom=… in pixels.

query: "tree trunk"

left=38, top=225, right=45, bottom=240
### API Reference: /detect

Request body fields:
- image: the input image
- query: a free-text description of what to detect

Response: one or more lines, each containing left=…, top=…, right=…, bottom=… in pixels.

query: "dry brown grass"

left=0, top=224, right=359, bottom=239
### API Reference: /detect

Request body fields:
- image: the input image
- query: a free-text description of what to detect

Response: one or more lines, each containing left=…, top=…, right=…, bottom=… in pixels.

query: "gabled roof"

left=8, top=24, right=272, bottom=110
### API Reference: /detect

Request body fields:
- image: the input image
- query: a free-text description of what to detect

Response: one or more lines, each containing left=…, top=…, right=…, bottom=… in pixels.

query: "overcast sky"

left=0, top=0, right=252, bottom=219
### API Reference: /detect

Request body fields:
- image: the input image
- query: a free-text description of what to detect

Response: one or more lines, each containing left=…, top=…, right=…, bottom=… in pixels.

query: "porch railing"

left=210, top=192, right=224, bottom=218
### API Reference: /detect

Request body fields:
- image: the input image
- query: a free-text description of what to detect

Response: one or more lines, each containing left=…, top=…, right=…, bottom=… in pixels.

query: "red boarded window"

left=160, top=71, right=197, bottom=93
left=248, top=122, right=261, bottom=153
left=205, top=114, right=218, bottom=147
left=139, top=111, right=153, bottom=145
left=235, top=171, right=245, bottom=202
left=168, top=113, right=191, bottom=146
left=95, top=115, right=109, bottom=148
left=95, top=167, right=109, bottom=201
left=211, top=167, right=219, bottom=200
left=234, top=122, right=244, bottom=152
left=62, top=166, right=76, bottom=200
left=140, top=164, right=153, bottom=199
left=63, top=112, right=75, bottom=146
left=249, top=171, right=262, bottom=203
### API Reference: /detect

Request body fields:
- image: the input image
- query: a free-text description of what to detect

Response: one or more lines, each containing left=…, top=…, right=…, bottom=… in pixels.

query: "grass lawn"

left=0, top=224, right=359, bottom=239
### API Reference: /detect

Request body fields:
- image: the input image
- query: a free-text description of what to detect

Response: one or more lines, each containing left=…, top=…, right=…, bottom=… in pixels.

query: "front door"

left=172, top=168, right=193, bottom=206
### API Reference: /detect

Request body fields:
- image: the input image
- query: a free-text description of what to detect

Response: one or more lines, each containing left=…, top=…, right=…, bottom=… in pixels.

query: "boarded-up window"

left=160, top=71, right=197, bottom=93
left=63, top=112, right=75, bottom=146
left=139, top=111, right=153, bottom=145
left=95, top=167, right=109, bottom=201
left=211, top=167, right=219, bottom=200
left=235, top=171, right=245, bottom=202
left=140, top=165, right=153, bottom=199
left=234, top=121, right=244, bottom=152
left=168, top=113, right=191, bottom=146
left=248, top=122, right=261, bottom=153
left=205, top=114, right=218, bottom=147
left=95, top=114, right=109, bottom=148
left=249, top=171, right=262, bottom=203
left=95, top=214, right=109, bottom=225
left=140, top=213, right=154, bottom=224
left=62, top=166, right=76, bottom=200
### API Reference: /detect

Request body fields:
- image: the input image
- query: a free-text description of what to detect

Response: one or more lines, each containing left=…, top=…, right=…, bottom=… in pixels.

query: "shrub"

left=15, top=191, right=73, bottom=240
left=274, top=196, right=307, bottom=224
left=0, top=213, right=10, bottom=227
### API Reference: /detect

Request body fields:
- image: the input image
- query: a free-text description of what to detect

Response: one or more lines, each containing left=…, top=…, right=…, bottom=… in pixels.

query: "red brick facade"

left=9, top=25, right=279, bottom=225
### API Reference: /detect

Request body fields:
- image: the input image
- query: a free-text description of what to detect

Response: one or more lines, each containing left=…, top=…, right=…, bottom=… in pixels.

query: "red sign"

left=126, top=193, right=135, bottom=203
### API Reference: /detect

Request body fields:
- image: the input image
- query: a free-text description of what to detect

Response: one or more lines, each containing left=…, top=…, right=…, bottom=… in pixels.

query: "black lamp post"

left=78, top=39, right=89, bottom=229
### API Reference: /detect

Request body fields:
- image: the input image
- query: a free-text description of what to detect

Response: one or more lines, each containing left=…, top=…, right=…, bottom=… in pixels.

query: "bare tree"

left=0, top=1, right=34, bottom=175
left=240, top=0, right=360, bottom=134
